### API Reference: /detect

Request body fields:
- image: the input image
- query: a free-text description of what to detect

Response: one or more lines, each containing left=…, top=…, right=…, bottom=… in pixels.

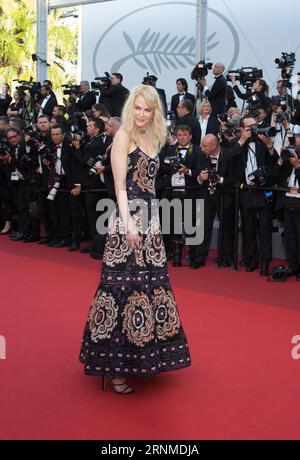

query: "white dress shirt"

left=39, top=95, right=51, bottom=116
left=245, top=142, right=257, bottom=185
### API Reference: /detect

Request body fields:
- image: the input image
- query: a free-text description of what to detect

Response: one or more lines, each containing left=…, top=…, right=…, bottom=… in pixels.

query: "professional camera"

left=70, top=124, right=85, bottom=141
left=281, top=146, right=300, bottom=162
left=0, top=138, right=11, bottom=156
left=249, top=126, right=277, bottom=138
left=39, top=147, right=56, bottom=166
left=166, top=110, right=177, bottom=133
left=62, top=84, right=81, bottom=96
left=248, top=166, right=271, bottom=186
left=24, top=126, right=45, bottom=146
left=275, top=52, right=296, bottom=82
left=93, top=72, right=111, bottom=90
left=164, top=154, right=183, bottom=175
left=191, top=61, right=213, bottom=81
left=15, top=79, right=41, bottom=100
left=73, top=109, right=92, bottom=118
left=87, top=154, right=108, bottom=176
left=276, top=112, right=289, bottom=123
left=227, top=67, right=263, bottom=87
left=142, top=73, right=158, bottom=86
left=218, top=114, right=240, bottom=137
left=47, top=175, right=61, bottom=201
left=223, top=121, right=239, bottom=137
left=207, top=168, right=219, bottom=183
left=275, top=52, right=296, bottom=69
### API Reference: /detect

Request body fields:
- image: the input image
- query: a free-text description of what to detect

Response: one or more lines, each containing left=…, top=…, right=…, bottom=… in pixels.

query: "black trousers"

left=30, top=190, right=53, bottom=238
left=49, top=191, right=72, bottom=241
left=189, top=193, right=234, bottom=264
left=284, top=207, right=300, bottom=271
left=240, top=204, right=273, bottom=263
left=10, top=181, right=35, bottom=234
left=0, top=183, right=11, bottom=223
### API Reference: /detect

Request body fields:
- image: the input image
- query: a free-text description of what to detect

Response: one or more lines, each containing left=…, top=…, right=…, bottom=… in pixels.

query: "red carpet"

left=1, top=236, right=300, bottom=440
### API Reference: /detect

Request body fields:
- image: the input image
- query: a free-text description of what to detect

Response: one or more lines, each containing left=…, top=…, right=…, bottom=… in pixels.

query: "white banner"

left=79, top=0, right=300, bottom=105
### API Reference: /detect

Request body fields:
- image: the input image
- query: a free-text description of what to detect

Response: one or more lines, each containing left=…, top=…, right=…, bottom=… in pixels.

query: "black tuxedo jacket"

left=103, top=143, right=115, bottom=199
left=177, top=114, right=201, bottom=146
left=199, top=114, right=220, bottom=138
left=196, top=148, right=237, bottom=207
left=171, top=92, right=195, bottom=114
left=204, top=75, right=227, bottom=116
left=273, top=160, right=300, bottom=209
left=74, top=134, right=107, bottom=188
left=155, top=88, right=167, bottom=115
left=0, top=94, right=12, bottom=116
left=41, top=96, right=57, bottom=117
left=75, top=91, right=97, bottom=112
left=58, top=140, right=81, bottom=187
left=156, top=143, right=200, bottom=192
left=99, top=84, right=129, bottom=116
left=228, top=139, right=279, bottom=207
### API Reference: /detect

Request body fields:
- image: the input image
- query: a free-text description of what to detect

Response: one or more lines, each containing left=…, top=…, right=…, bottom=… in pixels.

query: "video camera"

left=191, top=61, right=213, bottom=81
left=275, top=52, right=296, bottom=69
left=142, top=73, right=158, bottom=86
left=275, top=52, right=296, bottom=84
left=14, top=78, right=41, bottom=100
left=227, top=67, right=263, bottom=87
left=92, top=72, right=111, bottom=90
left=281, top=146, right=300, bottom=162
left=164, top=154, right=184, bottom=175
left=87, top=154, right=108, bottom=176
left=248, top=166, right=271, bottom=187
left=62, top=84, right=81, bottom=96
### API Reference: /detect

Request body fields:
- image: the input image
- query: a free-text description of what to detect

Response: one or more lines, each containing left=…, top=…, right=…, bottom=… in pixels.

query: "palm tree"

left=0, top=0, right=78, bottom=88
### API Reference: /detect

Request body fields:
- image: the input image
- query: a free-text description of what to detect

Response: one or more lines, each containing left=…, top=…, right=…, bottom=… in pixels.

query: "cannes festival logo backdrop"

left=88, top=1, right=240, bottom=100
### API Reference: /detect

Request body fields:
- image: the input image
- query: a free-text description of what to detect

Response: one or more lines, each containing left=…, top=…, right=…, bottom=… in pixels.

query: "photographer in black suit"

left=190, top=134, right=236, bottom=268
left=73, top=81, right=97, bottom=113
left=72, top=118, right=107, bottom=255
left=99, top=73, right=129, bottom=117
left=5, top=127, right=37, bottom=241
left=44, top=125, right=82, bottom=249
left=171, top=78, right=195, bottom=117
left=157, top=125, right=200, bottom=266
left=228, top=117, right=279, bottom=275
left=273, top=134, right=300, bottom=280
left=36, top=84, right=56, bottom=118
left=198, top=62, right=227, bottom=116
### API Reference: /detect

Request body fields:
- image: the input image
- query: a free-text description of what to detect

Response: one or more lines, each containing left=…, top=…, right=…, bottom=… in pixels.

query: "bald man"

left=189, top=134, right=236, bottom=268
left=199, top=62, right=227, bottom=116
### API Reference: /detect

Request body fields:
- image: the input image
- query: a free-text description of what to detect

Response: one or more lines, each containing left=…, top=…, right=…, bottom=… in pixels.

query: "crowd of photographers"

left=1, top=54, right=300, bottom=280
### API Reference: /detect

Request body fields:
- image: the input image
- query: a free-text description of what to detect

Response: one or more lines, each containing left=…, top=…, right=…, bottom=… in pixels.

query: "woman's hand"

left=126, top=229, right=141, bottom=249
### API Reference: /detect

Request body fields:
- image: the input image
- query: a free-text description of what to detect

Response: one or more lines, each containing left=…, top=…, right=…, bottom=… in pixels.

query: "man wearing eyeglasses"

left=4, top=127, right=37, bottom=241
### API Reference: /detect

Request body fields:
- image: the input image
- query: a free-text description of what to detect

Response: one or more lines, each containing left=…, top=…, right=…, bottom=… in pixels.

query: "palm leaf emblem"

left=111, top=29, right=219, bottom=73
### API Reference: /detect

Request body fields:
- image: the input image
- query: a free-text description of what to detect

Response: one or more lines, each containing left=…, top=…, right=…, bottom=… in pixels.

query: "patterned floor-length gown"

left=79, top=147, right=191, bottom=377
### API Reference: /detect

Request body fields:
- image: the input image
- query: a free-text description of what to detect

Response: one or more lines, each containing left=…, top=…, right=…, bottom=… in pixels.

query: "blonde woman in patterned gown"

left=79, top=84, right=191, bottom=394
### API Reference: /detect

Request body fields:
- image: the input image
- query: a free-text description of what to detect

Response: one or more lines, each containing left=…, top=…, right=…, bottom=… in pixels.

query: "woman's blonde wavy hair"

left=121, top=84, right=167, bottom=152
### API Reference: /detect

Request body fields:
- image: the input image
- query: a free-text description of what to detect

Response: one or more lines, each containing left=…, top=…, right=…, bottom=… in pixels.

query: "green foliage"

left=0, top=0, right=78, bottom=88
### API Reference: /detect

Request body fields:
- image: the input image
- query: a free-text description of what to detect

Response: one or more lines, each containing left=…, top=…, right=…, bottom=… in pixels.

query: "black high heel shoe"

left=101, top=376, right=135, bottom=394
